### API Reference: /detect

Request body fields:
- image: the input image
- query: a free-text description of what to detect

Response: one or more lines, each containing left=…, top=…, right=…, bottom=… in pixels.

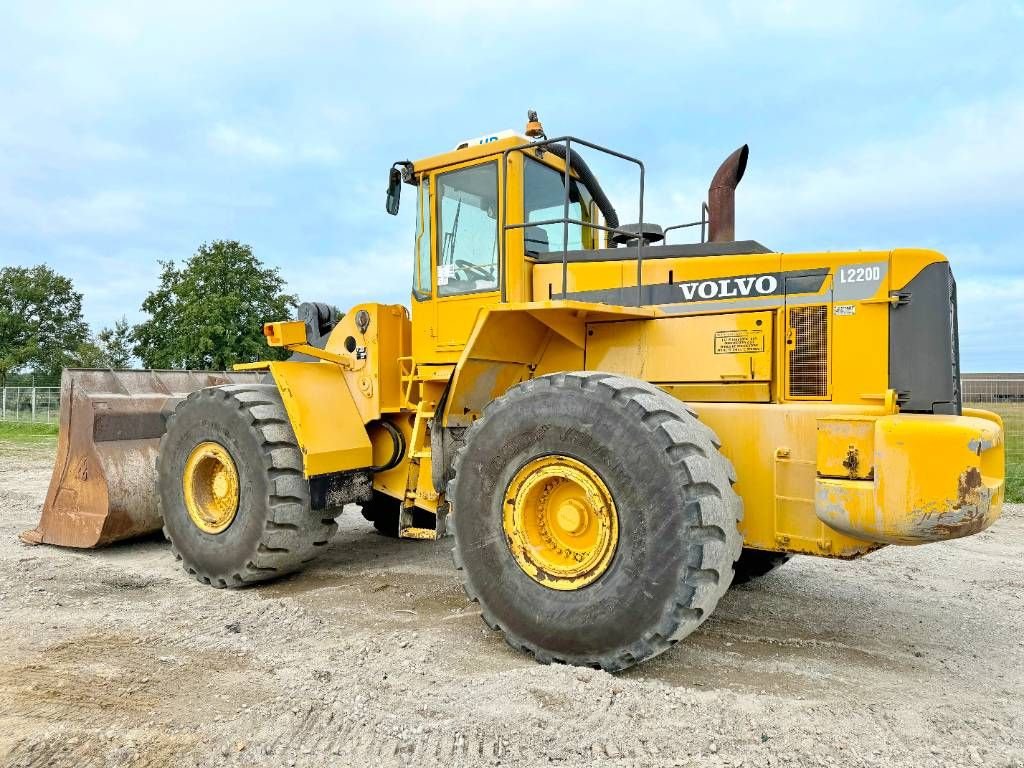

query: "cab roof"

left=412, top=134, right=530, bottom=175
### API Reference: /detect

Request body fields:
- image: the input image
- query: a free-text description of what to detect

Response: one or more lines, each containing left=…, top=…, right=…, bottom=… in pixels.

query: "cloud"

left=208, top=123, right=342, bottom=165
left=739, top=95, right=1024, bottom=243
left=208, top=124, right=286, bottom=161
left=0, top=187, right=146, bottom=235
left=956, top=276, right=1024, bottom=371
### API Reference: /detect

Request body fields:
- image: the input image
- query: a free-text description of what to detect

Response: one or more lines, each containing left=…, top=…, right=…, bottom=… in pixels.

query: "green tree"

left=73, top=340, right=106, bottom=368
left=70, top=317, right=136, bottom=369
left=0, top=265, right=89, bottom=383
left=96, top=317, right=135, bottom=368
left=134, top=241, right=295, bottom=369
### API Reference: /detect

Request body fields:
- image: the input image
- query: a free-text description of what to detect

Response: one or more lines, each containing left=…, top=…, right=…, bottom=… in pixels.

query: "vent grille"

left=788, top=305, right=829, bottom=398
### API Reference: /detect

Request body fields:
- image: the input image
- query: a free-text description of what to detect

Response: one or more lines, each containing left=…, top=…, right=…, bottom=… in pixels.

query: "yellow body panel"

left=816, top=413, right=1004, bottom=544
left=586, top=311, right=773, bottom=384
left=817, top=416, right=876, bottom=480
left=260, top=361, right=373, bottom=477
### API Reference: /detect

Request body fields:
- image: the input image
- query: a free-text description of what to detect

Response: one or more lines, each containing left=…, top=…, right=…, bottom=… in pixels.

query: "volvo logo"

left=676, top=274, right=780, bottom=302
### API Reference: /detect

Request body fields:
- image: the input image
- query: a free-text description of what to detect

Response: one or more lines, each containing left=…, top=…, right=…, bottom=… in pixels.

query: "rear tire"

left=449, top=372, right=743, bottom=672
left=158, top=384, right=338, bottom=587
left=732, top=548, right=791, bottom=586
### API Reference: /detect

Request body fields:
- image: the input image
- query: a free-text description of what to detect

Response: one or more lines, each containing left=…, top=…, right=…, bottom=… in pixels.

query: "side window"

left=437, top=162, right=499, bottom=297
left=413, top=177, right=431, bottom=300
left=523, top=157, right=594, bottom=253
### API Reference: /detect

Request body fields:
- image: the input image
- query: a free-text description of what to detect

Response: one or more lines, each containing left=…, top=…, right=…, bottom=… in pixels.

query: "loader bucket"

left=20, top=368, right=268, bottom=548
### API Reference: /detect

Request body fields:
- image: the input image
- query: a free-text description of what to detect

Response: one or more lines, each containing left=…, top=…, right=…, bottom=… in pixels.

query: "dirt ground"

left=1, top=440, right=1022, bottom=768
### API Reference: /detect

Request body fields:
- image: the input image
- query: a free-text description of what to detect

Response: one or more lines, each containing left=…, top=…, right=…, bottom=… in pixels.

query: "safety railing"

left=500, top=136, right=646, bottom=306
left=662, top=202, right=709, bottom=245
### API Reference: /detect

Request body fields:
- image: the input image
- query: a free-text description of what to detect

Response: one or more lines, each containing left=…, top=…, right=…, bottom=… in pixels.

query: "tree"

left=69, top=317, right=136, bottom=369
left=96, top=317, right=135, bottom=368
left=134, top=241, right=296, bottom=370
left=0, top=265, right=89, bottom=384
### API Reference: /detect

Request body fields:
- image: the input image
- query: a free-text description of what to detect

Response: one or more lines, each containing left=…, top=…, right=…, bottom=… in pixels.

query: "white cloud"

left=739, top=96, right=1024, bottom=242
left=208, top=123, right=343, bottom=165
left=0, top=187, right=146, bottom=235
left=956, top=276, right=1024, bottom=371
left=208, top=124, right=286, bottom=161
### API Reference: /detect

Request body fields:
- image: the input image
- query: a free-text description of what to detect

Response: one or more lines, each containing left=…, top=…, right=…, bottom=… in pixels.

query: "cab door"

left=429, top=159, right=502, bottom=361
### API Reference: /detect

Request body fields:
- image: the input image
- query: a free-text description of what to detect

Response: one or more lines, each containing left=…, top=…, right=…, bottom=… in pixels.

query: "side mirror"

left=386, top=167, right=402, bottom=215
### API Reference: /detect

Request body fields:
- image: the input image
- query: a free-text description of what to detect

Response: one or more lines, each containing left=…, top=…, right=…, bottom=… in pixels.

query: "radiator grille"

left=788, top=305, right=829, bottom=398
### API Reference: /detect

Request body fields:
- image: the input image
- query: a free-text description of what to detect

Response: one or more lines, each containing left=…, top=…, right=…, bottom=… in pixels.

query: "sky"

left=1, top=0, right=1022, bottom=370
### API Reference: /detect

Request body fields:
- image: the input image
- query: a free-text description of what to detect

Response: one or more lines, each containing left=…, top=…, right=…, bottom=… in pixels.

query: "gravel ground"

left=1, top=439, right=1022, bottom=768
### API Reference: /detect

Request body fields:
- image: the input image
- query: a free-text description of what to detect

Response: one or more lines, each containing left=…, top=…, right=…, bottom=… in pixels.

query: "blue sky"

left=1, top=1, right=1022, bottom=370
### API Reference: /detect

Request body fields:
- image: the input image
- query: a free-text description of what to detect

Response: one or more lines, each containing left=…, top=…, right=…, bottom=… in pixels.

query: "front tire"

left=449, top=372, right=743, bottom=672
left=158, top=384, right=338, bottom=587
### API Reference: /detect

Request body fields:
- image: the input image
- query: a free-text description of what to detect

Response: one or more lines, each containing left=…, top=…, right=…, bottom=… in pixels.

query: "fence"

left=962, top=375, right=1024, bottom=503
left=0, top=387, right=61, bottom=425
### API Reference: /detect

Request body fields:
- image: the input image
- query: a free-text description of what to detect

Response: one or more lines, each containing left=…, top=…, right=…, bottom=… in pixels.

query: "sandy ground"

left=0, top=439, right=1022, bottom=768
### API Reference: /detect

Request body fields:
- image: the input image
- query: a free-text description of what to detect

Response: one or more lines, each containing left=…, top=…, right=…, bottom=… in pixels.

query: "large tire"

left=158, top=384, right=338, bottom=587
left=732, top=548, right=791, bottom=586
left=449, top=372, right=743, bottom=672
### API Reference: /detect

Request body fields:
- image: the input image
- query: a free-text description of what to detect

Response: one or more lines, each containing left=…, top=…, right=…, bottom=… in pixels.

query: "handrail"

left=662, top=202, right=709, bottom=245
left=499, top=136, right=645, bottom=306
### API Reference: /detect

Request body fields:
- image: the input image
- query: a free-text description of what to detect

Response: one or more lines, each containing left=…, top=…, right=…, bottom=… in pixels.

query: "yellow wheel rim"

left=503, top=455, right=619, bottom=590
left=183, top=442, right=240, bottom=534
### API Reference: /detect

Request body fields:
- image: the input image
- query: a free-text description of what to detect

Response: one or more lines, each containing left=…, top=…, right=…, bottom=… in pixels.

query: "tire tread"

left=158, top=384, right=337, bottom=587
left=448, top=371, right=743, bottom=672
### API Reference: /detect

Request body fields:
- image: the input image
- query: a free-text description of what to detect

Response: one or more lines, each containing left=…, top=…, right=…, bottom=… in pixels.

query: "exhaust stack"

left=707, top=144, right=749, bottom=243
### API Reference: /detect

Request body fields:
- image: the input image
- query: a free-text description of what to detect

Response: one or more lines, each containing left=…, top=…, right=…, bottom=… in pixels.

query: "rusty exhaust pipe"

left=707, top=144, right=749, bottom=243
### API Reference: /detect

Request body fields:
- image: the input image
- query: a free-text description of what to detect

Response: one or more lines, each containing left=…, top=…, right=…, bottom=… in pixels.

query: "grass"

left=0, top=420, right=59, bottom=443
left=966, top=402, right=1024, bottom=504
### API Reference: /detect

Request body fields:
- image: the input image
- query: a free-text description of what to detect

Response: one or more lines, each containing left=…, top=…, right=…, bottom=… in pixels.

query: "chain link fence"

left=0, top=387, right=61, bottom=425
left=962, top=375, right=1023, bottom=503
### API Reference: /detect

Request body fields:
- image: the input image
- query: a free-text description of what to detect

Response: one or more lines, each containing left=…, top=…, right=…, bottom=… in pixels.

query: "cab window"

left=523, top=156, right=595, bottom=253
left=413, top=177, right=431, bottom=300
left=436, top=162, right=499, bottom=297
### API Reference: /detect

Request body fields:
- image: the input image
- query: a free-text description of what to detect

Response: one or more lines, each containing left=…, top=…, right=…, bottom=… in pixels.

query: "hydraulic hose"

left=543, top=142, right=619, bottom=231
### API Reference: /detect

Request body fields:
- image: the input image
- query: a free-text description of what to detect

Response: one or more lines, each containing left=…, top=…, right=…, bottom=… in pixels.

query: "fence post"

left=1, top=386, right=5, bottom=421
left=32, top=386, right=37, bottom=422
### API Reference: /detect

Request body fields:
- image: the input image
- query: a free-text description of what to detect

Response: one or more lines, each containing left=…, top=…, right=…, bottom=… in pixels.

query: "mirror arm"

left=394, top=160, right=415, bottom=183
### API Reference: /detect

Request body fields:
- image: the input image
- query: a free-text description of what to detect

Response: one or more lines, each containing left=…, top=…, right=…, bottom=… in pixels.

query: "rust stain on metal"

left=957, top=466, right=984, bottom=508
left=842, top=445, right=859, bottom=478
left=707, top=144, right=748, bottom=243
left=908, top=467, right=993, bottom=541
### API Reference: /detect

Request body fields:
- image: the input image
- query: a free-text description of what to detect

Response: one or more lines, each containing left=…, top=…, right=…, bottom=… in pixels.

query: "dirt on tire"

left=1, top=439, right=1023, bottom=767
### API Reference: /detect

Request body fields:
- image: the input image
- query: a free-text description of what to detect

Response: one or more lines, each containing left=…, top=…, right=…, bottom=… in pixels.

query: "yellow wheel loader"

left=25, top=113, right=1005, bottom=672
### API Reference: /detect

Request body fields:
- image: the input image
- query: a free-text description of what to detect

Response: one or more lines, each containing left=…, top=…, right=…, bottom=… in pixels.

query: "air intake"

left=788, top=305, right=829, bottom=398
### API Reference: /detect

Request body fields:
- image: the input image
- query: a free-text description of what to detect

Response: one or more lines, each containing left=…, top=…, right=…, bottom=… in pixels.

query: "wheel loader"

left=24, top=113, right=1005, bottom=672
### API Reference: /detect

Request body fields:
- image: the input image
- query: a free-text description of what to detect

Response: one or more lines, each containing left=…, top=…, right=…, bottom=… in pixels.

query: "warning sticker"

left=714, top=329, right=764, bottom=354
left=834, top=304, right=856, bottom=316
left=437, top=263, right=456, bottom=286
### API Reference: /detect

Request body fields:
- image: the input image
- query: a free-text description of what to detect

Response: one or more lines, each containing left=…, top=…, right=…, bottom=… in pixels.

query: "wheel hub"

left=503, top=455, right=619, bottom=590
left=183, top=441, right=240, bottom=534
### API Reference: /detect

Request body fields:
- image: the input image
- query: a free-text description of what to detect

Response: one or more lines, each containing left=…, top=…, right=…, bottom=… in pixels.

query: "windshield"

left=436, top=162, right=499, bottom=297
left=523, top=156, right=596, bottom=253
